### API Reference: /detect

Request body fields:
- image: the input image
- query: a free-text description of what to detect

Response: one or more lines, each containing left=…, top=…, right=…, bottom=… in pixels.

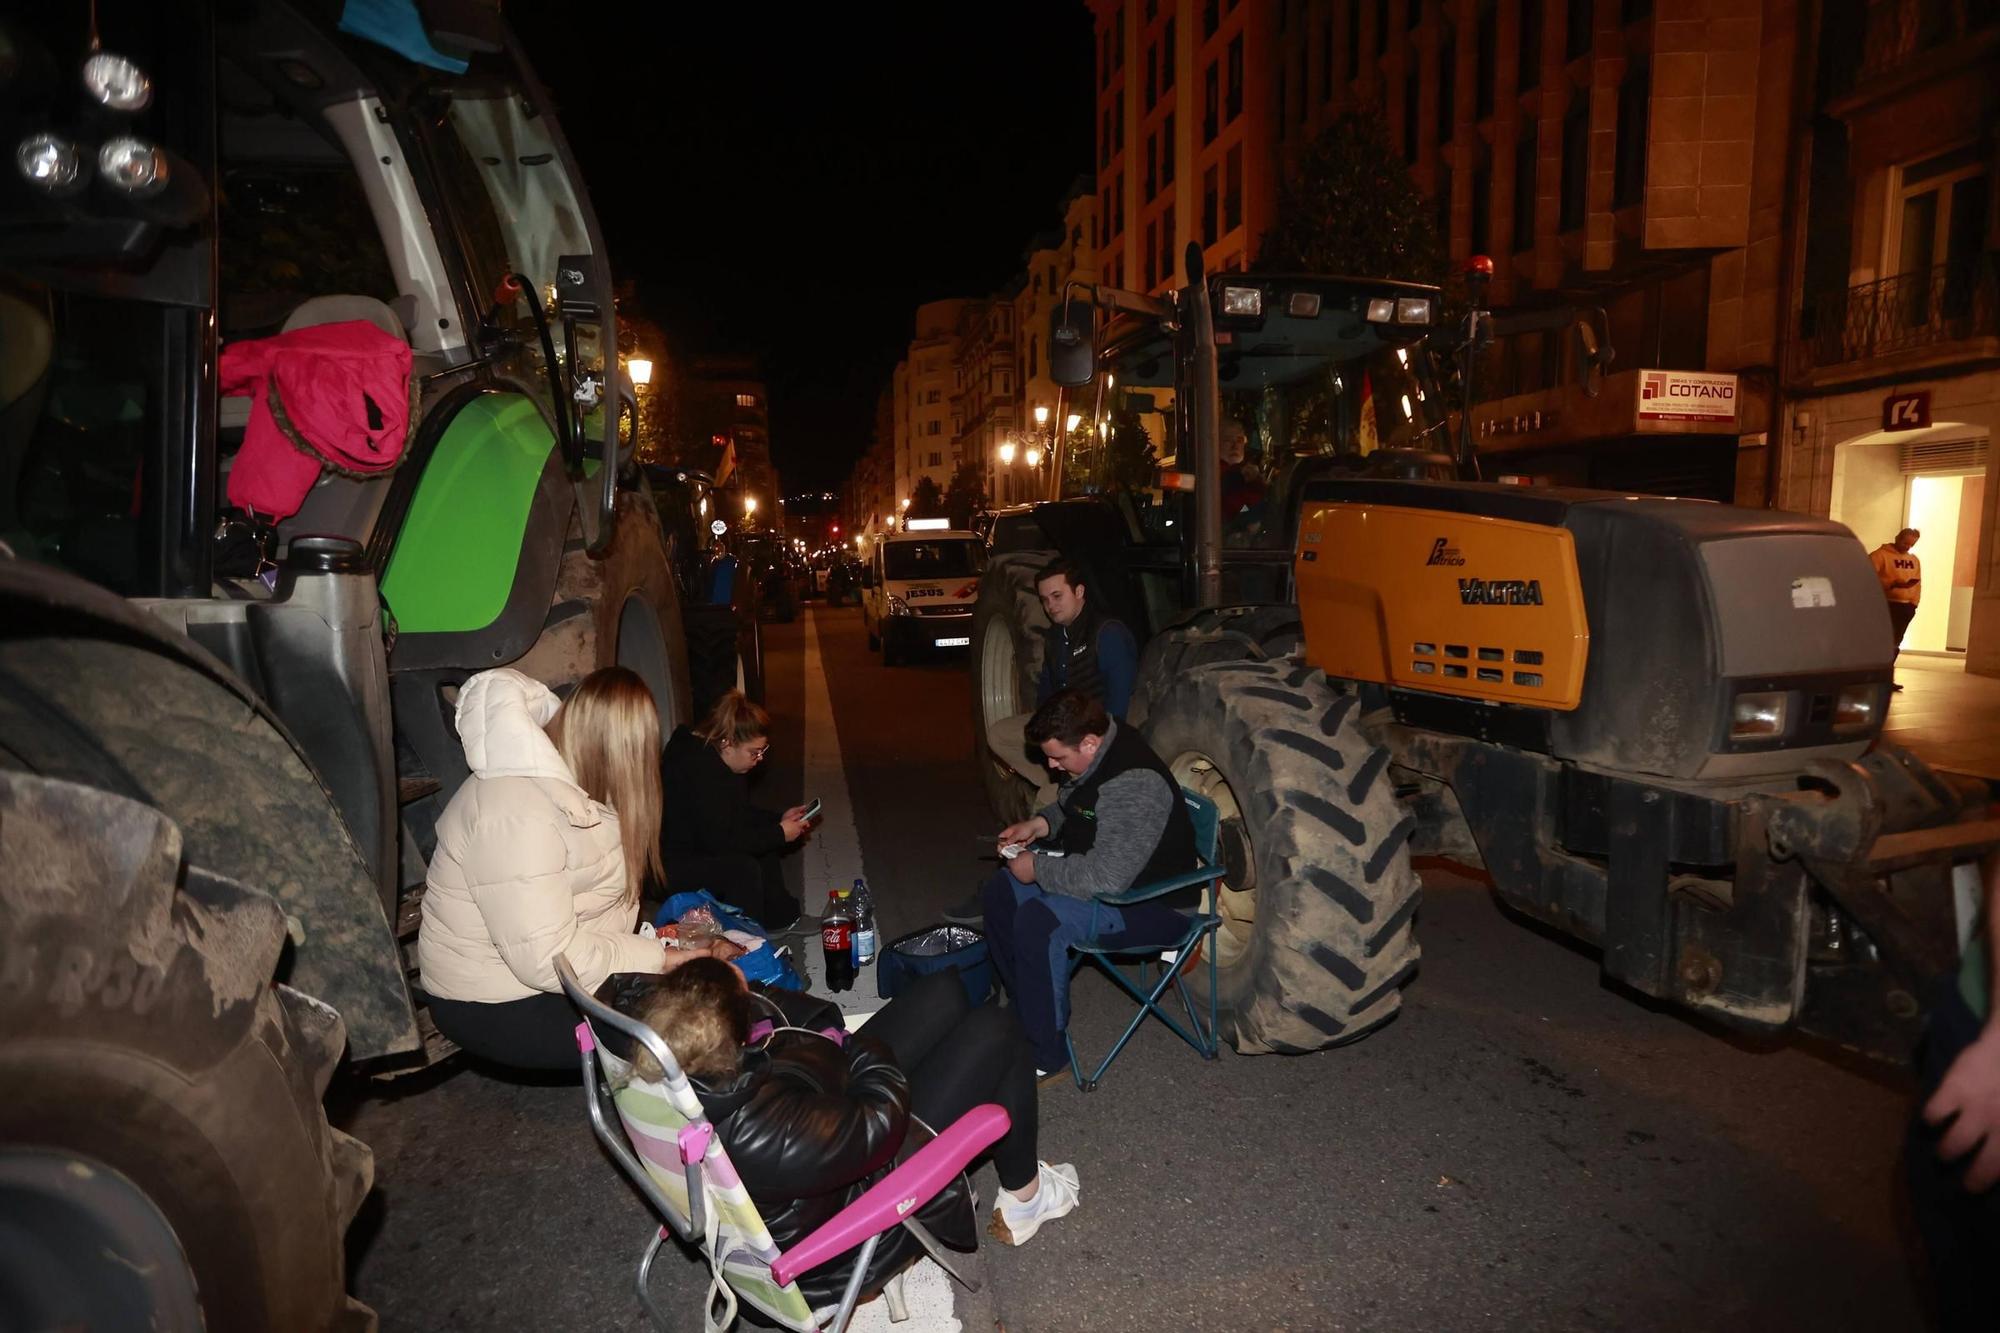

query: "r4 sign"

left=1882, top=390, right=1931, bottom=431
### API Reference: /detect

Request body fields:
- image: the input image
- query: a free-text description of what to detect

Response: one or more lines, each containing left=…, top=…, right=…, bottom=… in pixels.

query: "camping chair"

left=1064, top=789, right=1227, bottom=1091
left=555, top=955, right=1006, bottom=1333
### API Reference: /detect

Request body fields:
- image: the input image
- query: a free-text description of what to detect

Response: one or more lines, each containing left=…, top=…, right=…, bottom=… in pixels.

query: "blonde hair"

left=635, top=958, right=753, bottom=1083
left=547, top=667, right=663, bottom=906
left=694, top=689, right=770, bottom=750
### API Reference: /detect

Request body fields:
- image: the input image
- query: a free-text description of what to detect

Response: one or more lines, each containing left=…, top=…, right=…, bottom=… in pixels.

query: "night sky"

left=514, top=5, right=1097, bottom=495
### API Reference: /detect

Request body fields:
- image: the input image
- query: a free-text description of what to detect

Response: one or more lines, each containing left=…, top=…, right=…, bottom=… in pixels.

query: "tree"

left=1257, top=112, right=1447, bottom=287
left=943, top=457, right=987, bottom=529
left=1062, top=414, right=1158, bottom=495
left=907, top=475, right=947, bottom=520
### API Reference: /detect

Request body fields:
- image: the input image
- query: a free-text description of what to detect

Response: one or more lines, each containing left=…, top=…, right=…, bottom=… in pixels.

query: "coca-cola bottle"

left=821, top=889, right=854, bottom=993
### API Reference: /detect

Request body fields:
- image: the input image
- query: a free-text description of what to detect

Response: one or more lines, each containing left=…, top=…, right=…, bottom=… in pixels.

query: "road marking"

left=793, top=609, right=962, bottom=1333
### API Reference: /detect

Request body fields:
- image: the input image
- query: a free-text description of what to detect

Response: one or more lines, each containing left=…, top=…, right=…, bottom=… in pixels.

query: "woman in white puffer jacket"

left=418, top=666, right=714, bottom=1068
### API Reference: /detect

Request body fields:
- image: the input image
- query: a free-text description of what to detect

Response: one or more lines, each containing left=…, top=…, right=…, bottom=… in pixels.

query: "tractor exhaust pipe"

left=1185, top=244, right=1223, bottom=609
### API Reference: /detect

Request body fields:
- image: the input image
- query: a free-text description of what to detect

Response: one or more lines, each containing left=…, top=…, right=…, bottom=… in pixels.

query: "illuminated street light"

left=997, top=440, right=1017, bottom=465
left=744, top=495, right=758, bottom=517
left=1024, top=445, right=1043, bottom=468
left=627, top=356, right=654, bottom=387
left=1065, top=412, right=1082, bottom=433
left=900, top=497, right=911, bottom=510
left=1033, top=404, right=1050, bottom=428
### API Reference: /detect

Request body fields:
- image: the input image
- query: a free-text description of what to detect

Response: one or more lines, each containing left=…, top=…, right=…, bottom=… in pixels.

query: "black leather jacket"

left=693, top=990, right=977, bottom=1305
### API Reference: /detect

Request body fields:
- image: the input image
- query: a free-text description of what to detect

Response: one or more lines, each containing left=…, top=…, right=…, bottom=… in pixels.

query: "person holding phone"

left=661, top=690, right=815, bottom=931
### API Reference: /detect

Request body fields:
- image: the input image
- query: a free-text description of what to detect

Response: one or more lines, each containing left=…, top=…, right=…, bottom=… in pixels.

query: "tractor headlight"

left=1220, top=285, right=1263, bottom=317
left=98, top=136, right=168, bottom=195
left=1832, top=683, right=1882, bottom=733
left=1365, top=298, right=1396, bottom=323
left=16, top=133, right=86, bottom=194
left=82, top=52, right=153, bottom=111
left=886, top=595, right=911, bottom=617
left=1730, top=690, right=1789, bottom=741
left=1397, top=297, right=1433, bottom=324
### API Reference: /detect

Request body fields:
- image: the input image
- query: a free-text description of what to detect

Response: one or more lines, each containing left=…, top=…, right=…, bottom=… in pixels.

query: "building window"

left=1115, top=3, right=1125, bottom=69
left=1476, top=4, right=1497, bottom=117
left=1224, top=144, right=1243, bottom=230
left=1621, top=0, right=1650, bottom=23
left=1513, top=119, right=1538, bottom=249
left=1146, top=43, right=1158, bottom=108
left=1101, top=26, right=1112, bottom=88
left=1159, top=206, right=1175, bottom=286
left=1437, top=161, right=1453, bottom=239
left=1277, top=65, right=1288, bottom=140
left=1114, top=177, right=1125, bottom=233
left=926, top=388, right=942, bottom=404
left=1519, top=0, right=1543, bottom=91
left=928, top=451, right=942, bottom=467
left=1146, top=131, right=1159, bottom=197
left=1565, top=0, right=1592, bottom=61
left=1377, top=0, right=1391, bottom=53
left=1471, top=151, right=1492, bottom=254
left=995, top=371, right=1011, bottom=395
left=1144, top=220, right=1158, bottom=288
left=1439, top=32, right=1456, bottom=139
left=1226, top=36, right=1245, bottom=121
left=1163, top=17, right=1176, bottom=87
left=1614, top=65, right=1649, bottom=209
left=1204, top=0, right=1220, bottom=37
left=1203, top=165, right=1220, bottom=244
left=735, top=393, right=757, bottom=408
left=1409, top=0, right=1424, bottom=30
left=1404, top=64, right=1420, bottom=159
left=1101, top=107, right=1112, bottom=167
left=1347, top=0, right=1361, bottom=79
left=927, top=421, right=942, bottom=436
left=1560, top=95, right=1588, bottom=230
left=1029, top=334, right=1039, bottom=378
left=1163, top=113, right=1177, bottom=185
left=1895, top=144, right=1990, bottom=305
left=1321, top=10, right=1336, bottom=99
left=1116, top=96, right=1125, bottom=153
left=1204, top=62, right=1220, bottom=141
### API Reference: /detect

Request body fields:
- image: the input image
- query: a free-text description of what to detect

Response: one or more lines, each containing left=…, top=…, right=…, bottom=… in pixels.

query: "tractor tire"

left=1132, top=649, right=1421, bottom=1055
left=685, top=603, right=763, bottom=718
left=968, top=550, right=1055, bottom=824
left=0, top=773, right=373, bottom=1333
left=515, top=493, right=694, bottom=734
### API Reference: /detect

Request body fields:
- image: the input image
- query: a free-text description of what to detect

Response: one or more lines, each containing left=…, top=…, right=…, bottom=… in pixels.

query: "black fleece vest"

left=1042, top=602, right=1107, bottom=705
left=1053, top=722, right=1197, bottom=890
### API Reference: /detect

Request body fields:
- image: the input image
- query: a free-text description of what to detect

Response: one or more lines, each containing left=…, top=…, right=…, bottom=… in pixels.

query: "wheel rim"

left=0, top=1149, right=202, bottom=1329
left=978, top=617, right=1019, bottom=729
left=1167, top=748, right=1256, bottom=971
left=615, top=594, right=678, bottom=735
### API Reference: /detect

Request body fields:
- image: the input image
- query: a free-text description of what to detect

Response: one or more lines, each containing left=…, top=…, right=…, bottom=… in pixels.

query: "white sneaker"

left=988, top=1161, right=1080, bottom=1246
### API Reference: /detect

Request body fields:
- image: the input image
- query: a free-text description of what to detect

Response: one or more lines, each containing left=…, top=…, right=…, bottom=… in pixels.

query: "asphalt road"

left=341, top=605, right=1930, bottom=1332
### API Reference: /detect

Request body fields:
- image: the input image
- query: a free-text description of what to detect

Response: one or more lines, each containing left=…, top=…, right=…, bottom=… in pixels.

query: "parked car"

left=860, top=528, right=984, bottom=665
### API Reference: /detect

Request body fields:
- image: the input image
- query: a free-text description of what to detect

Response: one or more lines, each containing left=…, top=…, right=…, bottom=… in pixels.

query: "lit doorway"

left=1827, top=422, right=1989, bottom=654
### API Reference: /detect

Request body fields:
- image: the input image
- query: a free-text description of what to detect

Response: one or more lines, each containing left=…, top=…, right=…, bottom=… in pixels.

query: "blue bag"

left=655, top=890, right=804, bottom=991
left=876, top=925, right=992, bottom=1007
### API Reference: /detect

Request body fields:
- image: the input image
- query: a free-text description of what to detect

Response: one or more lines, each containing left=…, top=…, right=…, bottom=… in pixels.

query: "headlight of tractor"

left=1730, top=690, right=1788, bottom=741
left=886, top=595, right=911, bottom=617
left=1832, top=683, right=1882, bottom=733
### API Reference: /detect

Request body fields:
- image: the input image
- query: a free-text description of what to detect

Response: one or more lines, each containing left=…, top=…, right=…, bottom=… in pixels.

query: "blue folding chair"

left=1064, top=789, right=1227, bottom=1090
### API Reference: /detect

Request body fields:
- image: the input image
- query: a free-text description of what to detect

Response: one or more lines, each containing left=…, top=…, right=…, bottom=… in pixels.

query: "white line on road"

left=792, top=608, right=963, bottom=1333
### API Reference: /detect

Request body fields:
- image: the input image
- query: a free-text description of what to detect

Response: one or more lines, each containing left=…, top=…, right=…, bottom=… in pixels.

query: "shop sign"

left=1478, top=409, right=1559, bottom=441
left=1637, top=370, right=1739, bottom=425
left=1882, top=390, right=1931, bottom=432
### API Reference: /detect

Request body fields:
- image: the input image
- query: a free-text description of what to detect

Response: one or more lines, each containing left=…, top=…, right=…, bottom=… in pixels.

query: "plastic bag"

left=654, top=890, right=803, bottom=991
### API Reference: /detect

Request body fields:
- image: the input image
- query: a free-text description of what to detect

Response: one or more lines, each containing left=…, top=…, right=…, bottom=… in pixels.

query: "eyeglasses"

left=744, top=743, right=770, bottom=763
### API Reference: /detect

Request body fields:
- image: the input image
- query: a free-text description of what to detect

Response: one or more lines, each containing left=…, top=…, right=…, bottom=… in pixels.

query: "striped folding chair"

left=1064, top=789, right=1228, bottom=1091
left=555, top=955, right=1006, bottom=1333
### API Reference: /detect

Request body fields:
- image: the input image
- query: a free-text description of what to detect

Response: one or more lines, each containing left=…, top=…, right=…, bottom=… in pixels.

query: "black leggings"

left=424, top=990, right=582, bottom=1073
left=665, top=849, right=799, bottom=930
left=859, top=971, right=1040, bottom=1192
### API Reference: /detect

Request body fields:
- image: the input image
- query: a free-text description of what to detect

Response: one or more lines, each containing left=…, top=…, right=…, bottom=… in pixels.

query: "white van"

left=861, top=526, right=984, bottom=665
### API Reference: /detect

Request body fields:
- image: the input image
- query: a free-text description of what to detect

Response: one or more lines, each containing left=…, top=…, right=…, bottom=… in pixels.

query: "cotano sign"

left=1637, top=369, right=1739, bottom=425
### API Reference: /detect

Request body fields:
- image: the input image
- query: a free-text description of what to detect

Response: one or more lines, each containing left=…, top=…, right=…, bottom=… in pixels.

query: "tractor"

left=0, top=2, right=743, bottom=1326
left=970, top=245, right=1999, bottom=1062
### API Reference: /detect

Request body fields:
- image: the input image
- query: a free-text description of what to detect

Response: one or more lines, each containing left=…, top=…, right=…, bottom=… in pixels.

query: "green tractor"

left=0, top=3, right=729, bottom=1326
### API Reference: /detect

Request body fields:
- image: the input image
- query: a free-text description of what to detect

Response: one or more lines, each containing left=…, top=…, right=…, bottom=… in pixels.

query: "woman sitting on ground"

left=631, top=959, right=1079, bottom=1303
left=417, top=667, right=725, bottom=1070
left=660, top=690, right=814, bottom=930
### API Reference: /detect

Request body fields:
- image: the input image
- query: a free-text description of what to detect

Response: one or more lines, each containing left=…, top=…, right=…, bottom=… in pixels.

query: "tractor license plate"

left=935, top=636, right=970, bottom=647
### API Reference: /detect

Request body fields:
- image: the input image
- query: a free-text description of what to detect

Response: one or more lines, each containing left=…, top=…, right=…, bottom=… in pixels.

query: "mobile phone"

left=802, top=797, right=822, bottom=822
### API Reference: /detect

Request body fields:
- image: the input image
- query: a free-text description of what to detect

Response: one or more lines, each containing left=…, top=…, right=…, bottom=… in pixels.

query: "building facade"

left=952, top=299, right=1022, bottom=506
left=1011, top=183, right=1104, bottom=504
left=895, top=299, right=970, bottom=510
left=690, top=356, right=779, bottom=528
left=1777, top=0, right=1998, bottom=671
left=1089, top=0, right=1809, bottom=503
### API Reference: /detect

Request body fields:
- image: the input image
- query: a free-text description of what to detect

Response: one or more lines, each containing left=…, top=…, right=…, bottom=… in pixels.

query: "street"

left=342, top=606, right=1927, bottom=1332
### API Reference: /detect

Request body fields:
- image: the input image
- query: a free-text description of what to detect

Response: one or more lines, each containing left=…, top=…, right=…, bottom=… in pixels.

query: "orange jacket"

left=1871, top=544, right=1922, bottom=604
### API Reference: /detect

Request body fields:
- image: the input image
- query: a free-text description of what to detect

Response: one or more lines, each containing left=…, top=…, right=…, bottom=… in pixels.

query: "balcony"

left=1796, top=256, right=2000, bottom=382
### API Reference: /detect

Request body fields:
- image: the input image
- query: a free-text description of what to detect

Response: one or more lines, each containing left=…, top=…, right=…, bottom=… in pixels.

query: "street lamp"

left=744, top=495, right=758, bottom=518
left=1033, top=404, right=1050, bottom=429
left=997, top=440, right=1017, bottom=465
left=1065, top=412, right=1082, bottom=433
left=627, top=356, right=654, bottom=387
left=1024, top=445, right=1043, bottom=469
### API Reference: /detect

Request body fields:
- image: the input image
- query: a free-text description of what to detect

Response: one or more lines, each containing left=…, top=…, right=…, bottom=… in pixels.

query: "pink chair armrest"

left=768, top=1103, right=1009, bottom=1289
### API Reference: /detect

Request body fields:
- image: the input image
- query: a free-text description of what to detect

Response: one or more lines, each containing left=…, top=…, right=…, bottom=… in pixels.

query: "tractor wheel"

left=968, top=550, right=1055, bottom=824
left=1132, top=651, right=1421, bottom=1054
left=515, top=493, right=694, bottom=733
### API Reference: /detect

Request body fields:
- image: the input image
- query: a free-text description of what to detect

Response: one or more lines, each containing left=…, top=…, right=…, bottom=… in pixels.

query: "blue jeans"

left=978, top=869, right=1187, bottom=1072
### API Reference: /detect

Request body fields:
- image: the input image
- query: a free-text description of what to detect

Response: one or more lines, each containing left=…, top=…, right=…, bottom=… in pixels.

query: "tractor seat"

left=216, top=294, right=411, bottom=433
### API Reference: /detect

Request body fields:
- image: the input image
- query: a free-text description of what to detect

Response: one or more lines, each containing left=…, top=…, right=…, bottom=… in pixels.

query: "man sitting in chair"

left=979, top=689, right=1198, bottom=1080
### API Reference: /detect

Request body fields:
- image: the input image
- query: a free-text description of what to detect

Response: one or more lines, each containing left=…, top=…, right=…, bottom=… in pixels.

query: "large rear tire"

left=968, top=550, right=1055, bottom=824
left=1132, top=622, right=1421, bottom=1054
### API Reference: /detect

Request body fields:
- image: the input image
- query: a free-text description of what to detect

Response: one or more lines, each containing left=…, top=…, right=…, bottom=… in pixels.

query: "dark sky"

left=515, top=5, right=1096, bottom=495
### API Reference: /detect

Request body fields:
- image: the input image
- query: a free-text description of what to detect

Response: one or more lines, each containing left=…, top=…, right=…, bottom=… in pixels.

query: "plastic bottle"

left=852, top=877, right=877, bottom=969
left=821, top=889, right=854, bottom=993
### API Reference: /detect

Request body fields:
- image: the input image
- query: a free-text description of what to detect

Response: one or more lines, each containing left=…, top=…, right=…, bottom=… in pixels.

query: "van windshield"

left=884, top=540, right=982, bottom=580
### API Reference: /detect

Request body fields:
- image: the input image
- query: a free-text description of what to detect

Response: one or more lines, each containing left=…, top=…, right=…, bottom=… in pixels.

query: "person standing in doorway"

left=1872, top=527, right=1923, bottom=689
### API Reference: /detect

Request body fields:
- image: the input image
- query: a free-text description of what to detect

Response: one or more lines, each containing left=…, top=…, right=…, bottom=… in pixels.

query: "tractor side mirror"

left=1049, top=299, right=1096, bottom=387
left=1573, top=312, right=1614, bottom=399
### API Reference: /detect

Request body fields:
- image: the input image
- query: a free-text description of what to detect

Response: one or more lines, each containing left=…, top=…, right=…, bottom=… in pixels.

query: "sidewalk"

left=1882, top=654, right=2000, bottom=786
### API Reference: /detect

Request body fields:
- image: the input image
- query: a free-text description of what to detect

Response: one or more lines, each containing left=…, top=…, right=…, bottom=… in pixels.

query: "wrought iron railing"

left=1799, top=255, right=1998, bottom=371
